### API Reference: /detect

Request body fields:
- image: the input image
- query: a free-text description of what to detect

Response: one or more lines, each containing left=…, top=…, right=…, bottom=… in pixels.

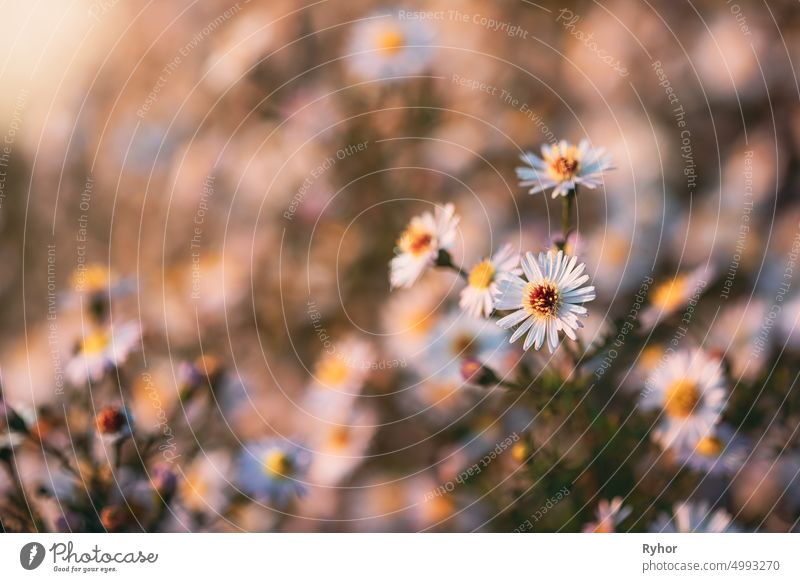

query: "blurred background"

left=1, top=0, right=799, bottom=532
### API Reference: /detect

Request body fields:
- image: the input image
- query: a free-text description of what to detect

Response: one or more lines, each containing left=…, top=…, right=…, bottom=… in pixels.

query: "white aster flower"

left=65, top=322, right=141, bottom=386
left=308, top=406, right=377, bottom=487
left=673, top=424, right=748, bottom=477
left=421, top=310, right=508, bottom=382
left=347, top=11, right=435, bottom=81
left=583, top=497, right=632, bottom=533
left=389, top=203, right=459, bottom=289
left=495, top=250, right=595, bottom=352
left=237, top=438, right=311, bottom=507
left=640, top=349, right=727, bottom=450
left=517, top=139, right=613, bottom=198
left=650, top=501, right=739, bottom=533
left=641, top=265, right=715, bottom=329
left=459, top=244, right=521, bottom=318
left=178, top=450, right=232, bottom=514
left=382, top=278, right=447, bottom=361
left=311, top=337, right=375, bottom=394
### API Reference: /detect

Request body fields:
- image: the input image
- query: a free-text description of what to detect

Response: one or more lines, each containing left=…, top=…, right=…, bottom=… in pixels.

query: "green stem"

left=559, top=188, right=575, bottom=249
left=498, top=379, right=526, bottom=391
left=112, top=439, right=125, bottom=471
left=435, top=249, right=468, bottom=280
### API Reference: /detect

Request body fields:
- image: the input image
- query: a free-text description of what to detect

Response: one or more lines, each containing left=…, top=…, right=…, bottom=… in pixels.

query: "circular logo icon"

left=20, top=542, right=46, bottom=570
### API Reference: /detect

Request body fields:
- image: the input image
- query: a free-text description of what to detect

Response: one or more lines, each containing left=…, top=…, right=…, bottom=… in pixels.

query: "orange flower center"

left=316, top=357, right=350, bottom=387
left=652, top=275, right=688, bottom=311
left=398, top=226, right=434, bottom=257
left=695, top=435, right=723, bottom=457
left=664, top=379, right=700, bottom=418
left=545, top=145, right=581, bottom=182
left=376, top=27, right=405, bottom=54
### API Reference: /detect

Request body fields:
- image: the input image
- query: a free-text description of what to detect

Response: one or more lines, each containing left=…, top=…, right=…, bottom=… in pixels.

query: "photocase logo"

left=19, top=542, right=46, bottom=570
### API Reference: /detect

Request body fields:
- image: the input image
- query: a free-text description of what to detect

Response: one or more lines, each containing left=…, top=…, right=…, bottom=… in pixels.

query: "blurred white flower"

left=383, top=278, right=448, bottom=361
left=420, top=310, right=508, bottom=383
left=390, top=203, right=459, bottom=289
left=708, top=299, right=768, bottom=381
left=347, top=11, right=435, bottom=81
left=65, top=322, right=141, bottom=386
left=650, top=501, right=739, bottom=533
left=178, top=451, right=232, bottom=516
left=237, top=438, right=311, bottom=507
left=673, top=424, right=748, bottom=477
left=495, top=250, right=595, bottom=352
left=311, top=337, right=375, bottom=394
left=583, top=497, right=632, bottom=533
left=459, top=244, right=521, bottom=318
left=308, top=406, right=377, bottom=487
left=517, top=139, right=613, bottom=198
left=640, top=349, right=727, bottom=450
left=641, top=266, right=714, bottom=329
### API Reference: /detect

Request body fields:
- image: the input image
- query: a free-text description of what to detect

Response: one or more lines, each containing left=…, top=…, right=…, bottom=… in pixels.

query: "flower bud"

left=460, top=357, right=499, bottom=386
left=95, top=405, right=133, bottom=441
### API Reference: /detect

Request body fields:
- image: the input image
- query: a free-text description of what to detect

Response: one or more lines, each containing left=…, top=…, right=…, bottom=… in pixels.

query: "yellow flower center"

left=468, top=260, right=495, bottom=290
left=545, top=145, right=581, bottom=182
left=328, top=427, right=351, bottom=450
left=523, top=281, right=560, bottom=318
left=403, top=309, right=436, bottom=337
left=640, top=345, right=663, bottom=371
left=376, top=26, right=405, bottom=54
left=664, top=379, right=701, bottom=419
left=73, top=264, right=110, bottom=293
left=398, top=225, right=434, bottom=257
left=316, top=357, right=350, bottom=387
left=182, top=472, right=209, bottom=506
left=695, top=435, right=723, bottom=457
left=592, top=521, right=614, bottom=533
left=263, top=450, right=294, bottom=479
left=511, top=442, right=529, bottom=463
left=652, top=275, right=688, bottom=311
left=425, top=495, right=455, bottom=522
left=81, top=331, right=110, bottom=355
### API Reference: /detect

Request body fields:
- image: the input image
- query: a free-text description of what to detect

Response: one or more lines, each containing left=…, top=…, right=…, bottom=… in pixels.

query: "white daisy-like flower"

left=382, top=278, right=448, bottom=361
left=308, top=406, right=377, bottom=487
left=495, top=250, right=596, bottom=352
left=649, top=501, right=739, bottom=533
left=65, top=322, right=141, bottom=386
left=178, top=450, right=232, bottom=514
left=311, top=337, right=375, bottom=394
left=640, top=349, right=727, bottom=450
left=389, top=203, right=459, bottom=289
left=516, top=139, right=613, bottom=198
left=673, top=424, right=748, bottom=477
left=459, top=244, right=521, bottom=318
left=237, top=438, right=311, bottom=507
left=583, top=497, right=632, bottom=533
left=421, top=309, right=508, bottom=383
left=347, top=11, right=435, bottom=81
left=641, top=266, right=715, bottom=329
